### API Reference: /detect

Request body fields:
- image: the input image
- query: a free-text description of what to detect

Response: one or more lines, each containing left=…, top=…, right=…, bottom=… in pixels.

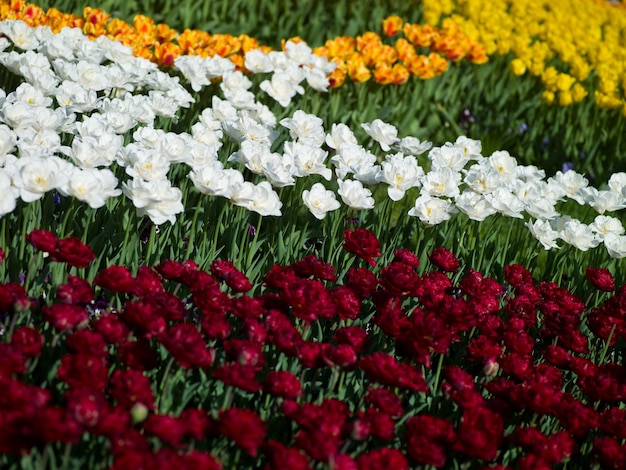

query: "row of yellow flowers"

left=446, top=0, right=626, bottom=111
left=0, top=0, right=487, bottom=88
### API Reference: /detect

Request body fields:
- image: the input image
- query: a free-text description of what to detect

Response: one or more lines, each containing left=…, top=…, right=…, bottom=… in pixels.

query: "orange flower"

left=154, top=42, right=181, bottom=67
left=395, top=38, right=417, bottom=62
left=403, top=23, right=437, bottom=48
left=467, top=43, right=488, bottom=64
left=382, top=15, right=403, bottom=37
left=328, top=66, right=347, bottom=88
left=347, top=53, right=371, bottom=83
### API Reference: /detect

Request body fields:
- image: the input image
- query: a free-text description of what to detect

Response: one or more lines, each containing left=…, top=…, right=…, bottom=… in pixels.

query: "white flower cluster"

left=0, top=20, right=625, bottom=258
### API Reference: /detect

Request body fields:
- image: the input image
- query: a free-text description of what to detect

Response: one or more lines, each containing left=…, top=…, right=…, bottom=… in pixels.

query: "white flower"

left=223, top=116, right=274, bottom=145
left=284, top=40, right=313, bottom=65
left=303, top=67, right=330, bottom=92
left=188, top=162, right=243, bottom=198
left=284, top=141, right=332, bottom=180
left=280, top=110, right=325, bottom=147
left=548, top=170, right=589, bottom=204
left=229, top=140, right=274, bottom=175
left=0, top=20, right=39, bottom=50
left=0, top=125, right=17, bottom=160
left=262, top=153, right=296, bottom=187
left=588, top=189, right=626, bottom=213
left=244, top=49, right=274, bottom=73
left=608, top=172, right=626, bottom=195
left=16, top=128, right=65, bottom=158
left=174, top=55, right=212, bottom=92
left=408, top=194, right=456, bottom=226
left=396, top=136, right=432, bottom=156
left=259, top=74, right=302, bottom=107
left=377, top=152, right=424, bottom=201
left=604, top=233, right=626, bottom=259
left=589, top=215, right=625, bottom=239
left=463, top=166, right=501, bottom=194
left=525, top=219, right=560, bottom=250
left=55, top=80, right=99, bottom=113
left=147, top=90, right=180, bottom=119
left=302, top=183, right=341, bottom=219
left=210, top=96, right=238, bottom=122
left=361, top=119, right=398, bottom=151
left=428, top=144, right=470, bottom=171
left=11, top=156, right=69, bottom=202
left=156, top=132, right=192, bottom=164
left=223, top=87, right=256, bottom=110
left=420, top=167, right=461, bottom=198
left=231, top=181, right=282, bottom=216
left=453, top=136, right=482, bottom=158
left=9, top=82, right=52, bottom=107
left=486, top=150, right=518, bottom=185
left=122, top=177, right=184, bottom=225
left=125, top=148, right=170, bottom=181
left=58, top=167, right=121, bottom=208
left=325, top=123, right=358, bottom=150
left=0, top=170, right=18, bottom=217
left=98, top=98, right=138, bottom=134
left=221, top=70, right=253, bottom=92
left=559, top=218, right=600, bottom=251
left=330, top=143, right=376, bottom=180
left=485, top=187, right=525, bottom=219
left=337, top=179, right=375, bottom=210
left=454, top=190, right=497, bottom=221
left=76, top=61, right=110, bottom=91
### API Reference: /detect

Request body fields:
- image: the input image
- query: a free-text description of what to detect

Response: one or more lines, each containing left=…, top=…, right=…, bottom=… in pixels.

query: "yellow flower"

left=382, top=16, right=403, bottom=37
left=555, top=73, right=576, bottom=92
left=572, top=83, right=588, bottom=102
left=510, top=58, right=526, bottom=76
left=558, top=90, right=573, bottom=106
left=542, top=90, right=555, bottom=104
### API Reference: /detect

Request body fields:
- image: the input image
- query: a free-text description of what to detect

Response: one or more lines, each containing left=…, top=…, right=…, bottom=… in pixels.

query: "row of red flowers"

left=0, top=228, right=625, bottom=469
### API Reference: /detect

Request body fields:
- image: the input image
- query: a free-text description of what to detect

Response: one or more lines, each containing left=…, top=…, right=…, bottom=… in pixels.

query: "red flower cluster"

left=1, top=230, right=625, bottom=469
left=26, top=229, right=95, bottom=268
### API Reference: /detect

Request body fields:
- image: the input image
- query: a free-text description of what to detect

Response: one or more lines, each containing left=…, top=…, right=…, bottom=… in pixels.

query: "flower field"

left=0, top=0, right=625, bottom=468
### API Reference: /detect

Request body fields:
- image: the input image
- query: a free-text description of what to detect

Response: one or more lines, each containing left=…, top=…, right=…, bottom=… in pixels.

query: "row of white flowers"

left=0, top=20, right=625, bottom=257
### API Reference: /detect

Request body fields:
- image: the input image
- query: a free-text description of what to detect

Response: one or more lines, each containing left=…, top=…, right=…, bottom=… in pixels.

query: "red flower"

left=93, top=313, right=130, bottom=344
left=109, top=369, right=156, bottom=410
left=592, top=437, right=626, bottom=470
left=65, top=389, right=107, bottom=428
left=94, top=265, right=135, bottom=293
left=119, top=300, right=166, bottom=339
left=356, top=447, right=409, bottom=470
left=282, top=278, right=335, bottom=321
left=393, top=248, right=420, bottom=267
left=504, top=264, right=534, bottom=287
left=359, top=353, right=428, bottom=392
left=211, top=259, right=252, bottom=293
left=262, top=440, right=310, bottom=470
left=35, top=406, right=83, bottom=444
left=343, top=228, right=381, bottom=267
left=56, top=353, right=109, bottom=391
left=405, top=414, right=455, bottom=467
left=25, top=229, right=57, bottom=253
left=586, top=267, right=616, bottom=292
left=160, top=324, right=214, bottom=369
left=10, top=326, right=43, bottom=358
left=263, top=371, right=302, bottom=399
left=379, top=262, right=421, bottom=297
left=334, top=326, right=370, bottom=353
left=219, top=407, right=267, bottom=456
left=42, top=304, right=89, bottom=331
left=223, top=339, right=264, bottom=367
left=132, top=266, right=164, bottom=297
left=346, top=267, right=379, bottom=298
left=331, top=285, right=362, bottom=320
left=263, top=264, right=298, bottom=290
left=290, top=254, right=338, bottom=282
left=453, top=406, right=504, bottom=461
left=428, top=247, right=460, bottom=272
left=321, top=343, right=357, bottom=369
left=51, top=236, right=96, bottom=268
left=142, top=413, right=187, bottom=448
left=56, top=275, right=94, bottom=305
left=213, top=363, right=262, bottom=393
left=66, top=330, right=107, bottom=356
left=116, top=339, right=159, bottom=371
left=0, top=283, right=33, bottom=313
left=366, top=388, right=403, bottom=417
